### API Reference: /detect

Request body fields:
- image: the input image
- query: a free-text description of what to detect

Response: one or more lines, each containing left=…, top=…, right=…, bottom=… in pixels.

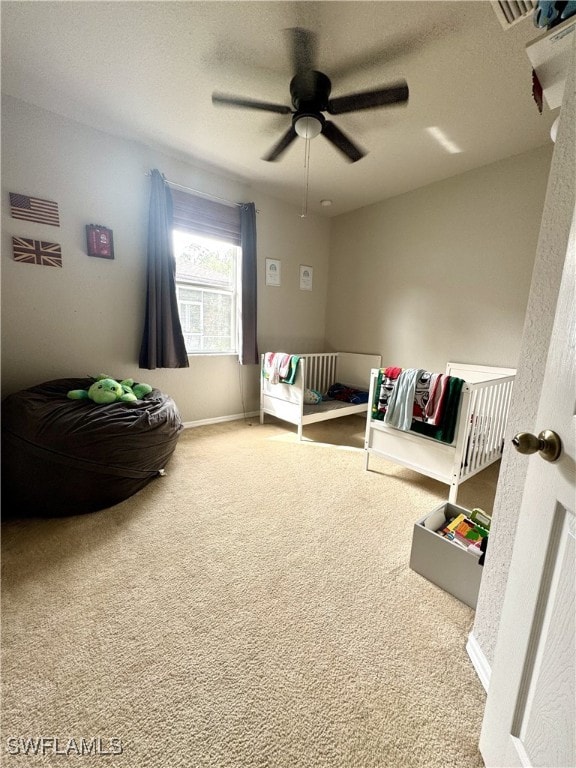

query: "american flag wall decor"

left=12, top=236, right=62, bottom=268
left=9, top=192, right=60, bottom=227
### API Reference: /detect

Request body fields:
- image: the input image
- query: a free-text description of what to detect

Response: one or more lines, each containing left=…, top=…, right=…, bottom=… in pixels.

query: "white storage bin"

left=409, top=502, right=484, bottom=609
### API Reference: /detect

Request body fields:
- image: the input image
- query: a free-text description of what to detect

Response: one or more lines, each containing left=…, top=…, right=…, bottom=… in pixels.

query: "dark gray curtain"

left=139, top=169, right=189, bottom=369
left=239, top=203, right=258, bottom=365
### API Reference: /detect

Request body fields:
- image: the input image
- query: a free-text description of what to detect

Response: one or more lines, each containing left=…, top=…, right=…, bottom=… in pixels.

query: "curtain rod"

left=145, top=171, right=258, bottom=211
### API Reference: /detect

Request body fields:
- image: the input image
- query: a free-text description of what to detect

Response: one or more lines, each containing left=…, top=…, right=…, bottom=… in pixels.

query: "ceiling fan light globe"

left=294, top=115, right=322, bottom=139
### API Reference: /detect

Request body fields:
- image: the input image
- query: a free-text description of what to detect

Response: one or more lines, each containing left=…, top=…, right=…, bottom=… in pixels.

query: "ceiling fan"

left=212, top=27, right=409, bottom=163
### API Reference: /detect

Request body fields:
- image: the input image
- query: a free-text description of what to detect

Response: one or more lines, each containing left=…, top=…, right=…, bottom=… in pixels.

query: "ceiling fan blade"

left=321, top=121, right=365, bottom=163
left=328, top=23, right=452, bottom=81
left=263, top=126, right=298, bottom=162
left=285, top=27, right=317, bottom=73
left=212, top=92, right=292, bottom=115
left=327, top=81, right=409, bottom=115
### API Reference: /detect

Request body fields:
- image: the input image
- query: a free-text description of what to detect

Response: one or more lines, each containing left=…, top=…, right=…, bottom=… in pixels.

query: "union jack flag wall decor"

left=9, top=193, right=60, bottom=227
left=12, top=236, right=62, bottom=268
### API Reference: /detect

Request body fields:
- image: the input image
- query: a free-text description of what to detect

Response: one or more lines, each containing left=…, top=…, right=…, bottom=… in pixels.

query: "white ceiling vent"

left=492, top=1, right=536, bottom=29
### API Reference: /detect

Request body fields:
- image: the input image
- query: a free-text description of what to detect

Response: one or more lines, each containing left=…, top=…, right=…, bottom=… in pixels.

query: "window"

left=168, top=188, right=257, bottom=364
left=173, top=230, right=240, bottom=355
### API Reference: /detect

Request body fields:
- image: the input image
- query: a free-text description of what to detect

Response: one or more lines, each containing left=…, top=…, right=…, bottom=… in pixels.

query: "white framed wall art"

left=265, top=258, right=281, bottom=286
left=299, top=265, right=313, bottom=291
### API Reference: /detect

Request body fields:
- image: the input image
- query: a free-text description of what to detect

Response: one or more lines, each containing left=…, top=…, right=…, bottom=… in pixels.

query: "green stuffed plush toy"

left=67, top=375, right=153, bottom=404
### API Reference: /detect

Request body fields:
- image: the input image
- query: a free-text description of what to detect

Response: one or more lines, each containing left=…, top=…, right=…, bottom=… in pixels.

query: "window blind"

left=170, top=189, right=241, bottom=245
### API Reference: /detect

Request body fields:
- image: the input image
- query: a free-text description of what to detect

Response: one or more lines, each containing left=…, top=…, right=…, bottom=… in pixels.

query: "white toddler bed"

left=364, top=362, right=516, bottom=503
left=260, top=351, right=382, bottom=440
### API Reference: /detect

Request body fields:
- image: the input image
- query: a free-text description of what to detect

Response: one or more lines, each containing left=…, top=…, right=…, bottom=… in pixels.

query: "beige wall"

left=250, top=194, right=329, bottom=355
left=327, top=145, right=553, bottom=370
left=1, top=96, right=330, bottom=422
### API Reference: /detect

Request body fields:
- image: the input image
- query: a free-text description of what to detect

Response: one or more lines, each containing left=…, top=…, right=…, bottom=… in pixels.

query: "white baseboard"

left=183, top=411, right=259, bottom=429
left=466, top=632, right=491, bottom=692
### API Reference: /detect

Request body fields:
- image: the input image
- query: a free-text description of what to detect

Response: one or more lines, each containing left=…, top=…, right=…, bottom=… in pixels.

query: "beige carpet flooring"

left=1, top=415, right=497, bottom=767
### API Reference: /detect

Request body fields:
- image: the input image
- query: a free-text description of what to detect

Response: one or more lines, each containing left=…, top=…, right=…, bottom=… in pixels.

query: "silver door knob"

left=512, top=430, right=562, bottom=462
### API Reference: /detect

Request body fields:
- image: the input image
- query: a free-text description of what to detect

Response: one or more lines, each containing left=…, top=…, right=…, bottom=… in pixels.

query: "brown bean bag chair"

left=2, top=377, right=183, bottom=517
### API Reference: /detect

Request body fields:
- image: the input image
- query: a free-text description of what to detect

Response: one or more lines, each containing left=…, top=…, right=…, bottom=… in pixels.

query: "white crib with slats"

left=260, top=351, right=382, bottom=440
left=364, top=362, right=516, bottom=503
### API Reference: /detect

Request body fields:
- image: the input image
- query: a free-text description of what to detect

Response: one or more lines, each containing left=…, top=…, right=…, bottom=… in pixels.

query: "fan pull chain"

left=301, top=138, right=312, bottom=218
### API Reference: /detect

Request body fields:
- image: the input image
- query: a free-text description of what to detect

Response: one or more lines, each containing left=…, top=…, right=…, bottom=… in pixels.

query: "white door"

left=479, top=205, right=575, bottom=767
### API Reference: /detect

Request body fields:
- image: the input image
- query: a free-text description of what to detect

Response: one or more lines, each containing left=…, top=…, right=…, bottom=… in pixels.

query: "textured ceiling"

left=1, top=1, right=557, bottom=216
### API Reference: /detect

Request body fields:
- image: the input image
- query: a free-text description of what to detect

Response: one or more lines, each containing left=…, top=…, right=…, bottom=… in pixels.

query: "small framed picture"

left=265, top=258, right=281, bottom=286
left=299, top=265, right=313, bottom=291
left=86, top=224, right=114, bottom=259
